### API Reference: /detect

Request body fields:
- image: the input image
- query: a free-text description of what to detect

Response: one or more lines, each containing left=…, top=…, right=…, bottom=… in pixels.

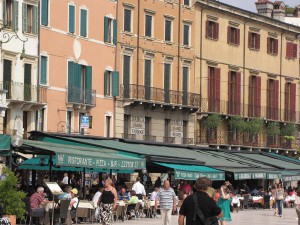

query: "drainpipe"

left=35, top=0, right=41, bottom=130
left=113, top=0, right=119, bottom=138
left=136, top=0, right=140, bottom=98
left=199, top=7, right=205, bottom=140
left=243, top=20, right=248, bottom=117
left=279, top=31, right=284, bottom=121
left=177, top=0, right=181, bottom=96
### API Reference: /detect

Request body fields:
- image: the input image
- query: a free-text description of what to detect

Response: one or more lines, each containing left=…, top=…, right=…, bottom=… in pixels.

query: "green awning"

left=281, top=171, right=300, bottom=182
left=155, top=162, right=225, bottom=181
left=21, top=140, right=146, bottom=170
left=222, top=168, right=281, bottom=180
left=0, top=135, right=11, bottom=155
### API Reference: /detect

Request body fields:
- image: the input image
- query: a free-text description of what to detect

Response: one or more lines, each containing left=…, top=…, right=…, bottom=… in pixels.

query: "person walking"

left=178, top=177, right=221, bottom=225
left=218, top=185, right=231, bottom=225
left=98, top=178, right=117, bottom=225
left=295, top=189, right=300, bottom=224
left=276, top=183, right=284, bottom=217
left=155, top=180, right=176, bottom=225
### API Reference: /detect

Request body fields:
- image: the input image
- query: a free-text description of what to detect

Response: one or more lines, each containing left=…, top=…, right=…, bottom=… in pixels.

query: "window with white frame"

left=22, top=3, right=38, bottom=34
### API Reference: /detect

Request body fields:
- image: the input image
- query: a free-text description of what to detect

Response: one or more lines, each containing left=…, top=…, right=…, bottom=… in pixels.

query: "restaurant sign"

left=56, top=154, right=146, bottom=170
left=170, top=120, right=183, bottom=138
left=175, top=170, right=225, bottom=181
left=266, top=173, right=282, bottom=179
left=234, top=172, right=268, bottom=180
left=131, top=116, right=145, bottom=135
left=282, top=175, right=300, bottom=182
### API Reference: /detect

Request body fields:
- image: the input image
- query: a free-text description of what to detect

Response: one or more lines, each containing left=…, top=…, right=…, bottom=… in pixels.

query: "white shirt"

left=62, top=176, right=69, bottom=185
left=72, top=197, right=79, bottom=208
left=132, top=181, right=146, bottom=195
left=231, top=197, right=240, bottom=207
left=92, top=191, right=102, bottom=206
left=150, top=191, right=157, bottom=201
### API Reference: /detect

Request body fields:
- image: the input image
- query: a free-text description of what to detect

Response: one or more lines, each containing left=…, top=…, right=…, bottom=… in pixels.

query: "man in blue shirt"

left=118, top=187, right=130, bottom=200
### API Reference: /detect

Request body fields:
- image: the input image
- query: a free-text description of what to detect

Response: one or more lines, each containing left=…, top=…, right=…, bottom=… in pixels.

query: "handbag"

left=192, top=194, right=219, bottom=225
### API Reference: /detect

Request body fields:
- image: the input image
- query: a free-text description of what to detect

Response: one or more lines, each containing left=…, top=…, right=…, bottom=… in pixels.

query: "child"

left=231, top=195, right=241, bottom=213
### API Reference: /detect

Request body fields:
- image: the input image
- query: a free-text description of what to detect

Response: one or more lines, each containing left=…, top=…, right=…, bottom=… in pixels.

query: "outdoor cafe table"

left=237, top=196, right=265, bottom=208
left=116, top=201, right=127, bottom=221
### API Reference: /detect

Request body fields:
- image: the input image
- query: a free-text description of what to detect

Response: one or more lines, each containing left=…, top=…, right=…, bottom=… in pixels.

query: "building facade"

left=194, top=0, right=300, bottom=152
left=0, top=0, right=44, bottom=138
left=40, top=0, right=118, bottom=136
left=115, top=0, right=199, bottom=144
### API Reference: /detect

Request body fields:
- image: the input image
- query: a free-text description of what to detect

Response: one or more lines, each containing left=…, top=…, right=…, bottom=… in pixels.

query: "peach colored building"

left=40, top=0, right=118, bottom=136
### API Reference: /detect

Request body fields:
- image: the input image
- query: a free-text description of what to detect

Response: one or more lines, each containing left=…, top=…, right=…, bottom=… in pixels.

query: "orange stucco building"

left=40, top=0, right=118, bottom=136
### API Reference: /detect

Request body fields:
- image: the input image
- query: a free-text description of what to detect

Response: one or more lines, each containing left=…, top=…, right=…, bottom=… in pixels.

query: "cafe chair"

left=243, top=195, right=250, bottom=209
left=58, top=200, right=71, bottom=224
left=24, top=197, right=45, bottom=225
left=133, top=203, right=141, bottom=219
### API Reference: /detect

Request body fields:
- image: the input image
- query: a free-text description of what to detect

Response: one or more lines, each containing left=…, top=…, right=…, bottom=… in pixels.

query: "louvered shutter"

left=248, top=32, right=252, bottom=48
left=215, top=22, right=219, bottom=40
left=293, top=44, right=298, bottom=59
left=215, top=68, right=221, bottom=112
left=40, top=56, right=47, bottom=85
left=267, top=79, right=270, bottom=118
left=267, top=37, right=270, bottom=54
left=236, top=72, right=241, bottom=115
left=286, top=42, right=292, bottom=58
left=256, top=34, right=260, bottom=50
left=274, top=80, right=279, bottom=120
left=73, top=63, right=82, bottom=103
left=274, top=39, right=279, bottom=55
left=236, top=28, right=240, bottom=45
left=104, top=71, right=109, bottom=96
left=164, top=64, right=170, bottom=103
left=182, top=67, right=188, bottom=105
left=80, top=9, right=87, bottom=37
left=227, top=26, right=231, bottom=44
left=144, top=60, right=151, bottom=100
left=68, top=61, right=74, bottom=102
left=22, top=3, right=27, bottom=33
left=32, top=6, right=38, bottom=34
left=113, top=19, right=118, bottom=45
left=228, top=71, right=232, bottom=114
left=256, top=76, right=261, bottom=117
left=41, top=0, right=48, bottom=26
left=290, top=83, right=296, bottom=121
left=284, top=83, right=289, bottom=121
left=208, top=67, right=212, bottom=111
left=112, top=71, right=120, bottom=97
left=24, top=64, right=32, bottom=101
left=85, top=66, right=92, bottom=105
left=205, top=20, right=209, bottom=38
left=69, top=5, right=75, bottom=33
left=13, top=0, right=19, bottom=31
left=3, top=60, right=12, bottom=98
left=248, top=76, right=253, bottom=117
left=3, top=0, right=7, bottom=26
left=123, top=55, right=130, bottom=98
left=104, top=16, right=109, bottom=42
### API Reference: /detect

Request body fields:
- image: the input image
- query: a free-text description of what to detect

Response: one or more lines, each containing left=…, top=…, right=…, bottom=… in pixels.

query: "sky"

left=219, top=0, right=299, bottom=12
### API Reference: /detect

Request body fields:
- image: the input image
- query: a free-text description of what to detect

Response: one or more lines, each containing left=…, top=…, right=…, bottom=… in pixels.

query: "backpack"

left=192, top=194, right=219, bottom=225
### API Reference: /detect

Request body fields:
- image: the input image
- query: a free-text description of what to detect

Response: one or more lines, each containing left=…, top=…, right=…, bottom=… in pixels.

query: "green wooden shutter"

left=104, top=70, right=109, bottom=96
left=112, top=71, right=120, bottom=97
left=3, top=0, right=7, bottom=26
left=80, top=9, right=87, bottom=37
left=85, top=66, right=92, bottom=105
left=24, top=64, right=32, bottom=101
left=22, top=3, right=27, bottom=33
left=123, top=55, right=130, bottom=98
left=104, top=16, right=109, bottom=42
left=41, top=0, right=48, bottom=26
left=73, top=63, right=81, bottom=89
left=69, top=5, right=75, bottom=33
left=3, top=60, right=12, bottom=98
left=144, top=59, right=151, bottom=100
left=32, top=6, right=38, bottom=34
left=12, top=1, right=19, bottom=31
left=113, top=19, right=117, bottom=45
left=68, top=61, right=74, bottom=102
left=182, top=67, right=188, bottom=105
left=40, top=56, right=47, bottom=85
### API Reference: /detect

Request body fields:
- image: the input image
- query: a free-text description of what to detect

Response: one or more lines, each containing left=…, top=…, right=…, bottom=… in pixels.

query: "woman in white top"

left=295, top=189, right=300, bottom=225
left=70, top=188, right=79, bottom=208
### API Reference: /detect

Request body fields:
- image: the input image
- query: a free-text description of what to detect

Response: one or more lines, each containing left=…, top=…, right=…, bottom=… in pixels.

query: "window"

left=183, top=24, right=190, bottom=46
left=165, top=19, right=172, bottom=42
left=24, top=64, right=32, bottom=101
left=69, top=5, right=75, bottom=33
left=80, top=9, right=87, bottom=37
left=208, top=67, right=221, bottom=112
left=104, top=17, right=117, bottom=45
left=40, top=56, right=48, bottom=85
left=79, top=113, right=85, bottom=134
left=124, top=115, right=130, bottom=138
left=105, top=116, right=111, bottom=138
left=248, top=32, right=260, bottom=50
left=144, top=59, right=152, bottom=100
left=67, top=111, right=72, bottom=134
left=164, top=119, right=170, bottom=138
left=145, top=14, right=153, bottom=37
left=36, top=109, right=45, bottom=131
left=124, top=8, right=132, bottom=32
left=184, top=0, right=190, bottom=6
left=144, top=117, right=151, bottom=140
left=206, top=20, right=219, bottom=40
left=227, top=27, right=240, bottom=45
left=267, top=79, right=279, bottom=120
left=22, top=3, right=38, bottom=34
left=183, top=121, right=188, bottom=139
left=228, top=71, right=241, bottom=115
left=182, top=66, right=189, bottom=105
left=267, top=37, right=278, bottom=55
left=123, top=55, right=131, bottom=98
left=284, top=82, right=296, bottom=122
left=4, top=0, right=18, bottom=30
left=41, top=0, right=49, bottom=26
left=286, top=42, right=298, bottom=59
left=164, top=63, right=171, bottom=103
left=248, top=75, right=261, bottom=117
left=104, top=70, right=120, bottom=97
left=3, top=59, right=12, bottom=98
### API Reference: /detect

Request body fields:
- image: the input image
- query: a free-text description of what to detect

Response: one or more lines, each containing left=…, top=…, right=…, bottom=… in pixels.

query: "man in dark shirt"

left=179, top=177, right=222, bottom=225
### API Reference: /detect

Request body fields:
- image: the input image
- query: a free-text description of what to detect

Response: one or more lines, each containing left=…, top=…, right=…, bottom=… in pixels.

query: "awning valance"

left=155, top=162, right=225, bottom=181
left=0, top=135, right=11, bottom=155
left=281, top=171, right=300, bottom=182
left=21, top=140, right=146, bottom=170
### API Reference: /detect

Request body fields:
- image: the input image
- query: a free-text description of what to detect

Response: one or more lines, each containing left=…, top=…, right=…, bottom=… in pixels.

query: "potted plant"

left=267, top=122, right=280, bottom=147
left=281, top=123, right=297, bottom=149
left=202, top=114, right=222, bottom=144
left=228, top=116, right=246, bottom=145
left=0, top=168, right=26, bottom=225
left=245, top=118, right=263, bottom=146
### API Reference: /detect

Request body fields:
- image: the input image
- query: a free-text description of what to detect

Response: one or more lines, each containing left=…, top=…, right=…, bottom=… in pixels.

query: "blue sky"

left=219, top=0, right=299, bottom=12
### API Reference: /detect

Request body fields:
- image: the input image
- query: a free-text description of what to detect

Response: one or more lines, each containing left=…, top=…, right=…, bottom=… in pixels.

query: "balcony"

left=201, top=99, right=243, bottom=116
left=0, top=81, right=47, bottom=104
left=120, top=84, right=200, bottom=108
left=67, top=86, right=96, bottom=106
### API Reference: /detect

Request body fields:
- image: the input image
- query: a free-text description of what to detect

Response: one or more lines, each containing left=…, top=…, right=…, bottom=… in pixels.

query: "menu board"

left=45, top=182, right=64, bottom=195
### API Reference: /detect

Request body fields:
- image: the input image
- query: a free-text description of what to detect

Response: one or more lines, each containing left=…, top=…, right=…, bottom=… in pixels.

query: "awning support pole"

left=49, top=155, right=53, bottom=182
left=83, top=168, right=86, bottom=199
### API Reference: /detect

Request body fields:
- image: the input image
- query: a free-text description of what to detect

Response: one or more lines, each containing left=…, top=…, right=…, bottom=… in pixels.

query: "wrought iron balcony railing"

left=0, top=81, right=47, bottom=103
left=67, top=86, right=96, bottom=106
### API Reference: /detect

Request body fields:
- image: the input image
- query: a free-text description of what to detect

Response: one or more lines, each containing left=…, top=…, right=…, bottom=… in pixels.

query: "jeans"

left=276, top=200, right=283, bottom=215
left=160, top=209, right=172, bottom=225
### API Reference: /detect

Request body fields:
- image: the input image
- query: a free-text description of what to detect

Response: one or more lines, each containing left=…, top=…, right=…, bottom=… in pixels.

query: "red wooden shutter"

left=293, top=44, right=298, bottom=59
left=256, top=76, right=261, bottom=117
left=284, top=83, right=289, bottom=121
left=248, top=31, right=252, bottom=48
left=274, top=39, right=279, bottom=55
left=267, top=37, right=270, bottom=54
left=215, top=22, right=219, bottom=40
left=248, top=76, right=253, bottom=117
left=236, top=72, right=241, bottom=115
left=267, top=79, right=270, bottom=118
left=290, top=83, right=296, bottom=121
left=274, top=80, right=279, bottom=120
left=256, top=33, right=260, bottom=50
left=208, top=67, right=211, bottom=111
left=215, top=68, right=221, bottom=112
left=236, top=28, right=240, bottom=45
left=286, top=42, right=292, bottom=58
left=227, top=26, right=231, bottom=44
left=205, top=20, right=209, bottom=38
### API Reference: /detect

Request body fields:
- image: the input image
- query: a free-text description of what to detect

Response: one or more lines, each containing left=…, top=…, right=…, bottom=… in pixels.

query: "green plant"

left=246, top=118, right=264, bottom=135
left=281, top=123, right=297, bottom=136
left=284, top=136, right=296, bottom=141
left=0, top=168, right=26, bottom=218
left=202, top=114, right=222, bottom=129
left=229, top=116, right=247, bottom=131
left=267, top=122, right=280, bottom=136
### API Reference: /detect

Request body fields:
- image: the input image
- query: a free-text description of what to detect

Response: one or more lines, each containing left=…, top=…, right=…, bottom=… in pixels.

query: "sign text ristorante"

left=56, top=154, right=146, bottom=170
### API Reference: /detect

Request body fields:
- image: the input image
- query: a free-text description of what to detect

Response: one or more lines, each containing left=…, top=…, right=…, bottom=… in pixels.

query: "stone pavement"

left=102, top=208, right=298, bottom=225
